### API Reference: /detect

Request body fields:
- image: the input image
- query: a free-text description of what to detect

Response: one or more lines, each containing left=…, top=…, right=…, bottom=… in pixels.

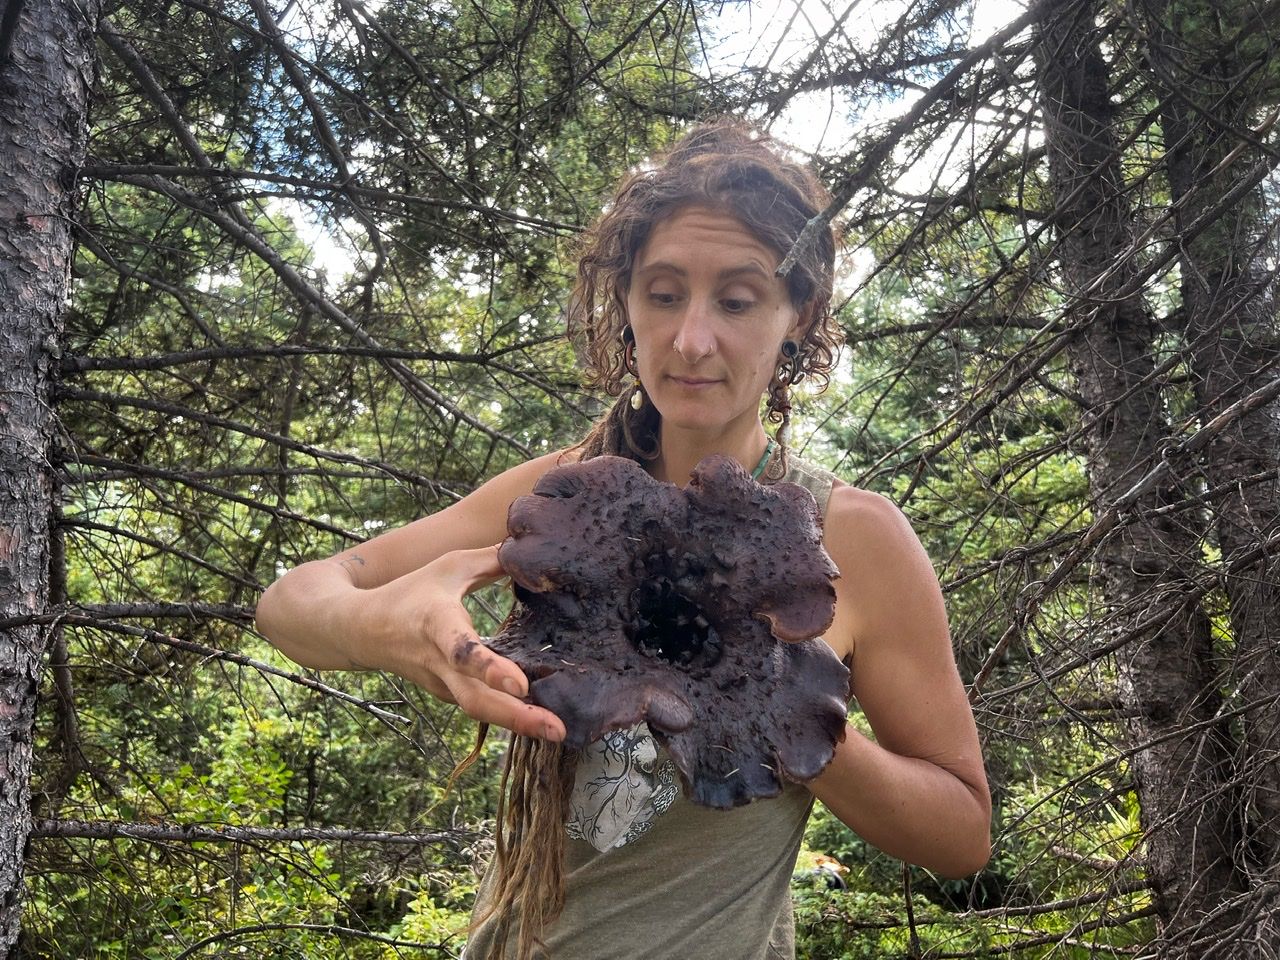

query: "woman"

left=256, top=119, right=990, bottom=959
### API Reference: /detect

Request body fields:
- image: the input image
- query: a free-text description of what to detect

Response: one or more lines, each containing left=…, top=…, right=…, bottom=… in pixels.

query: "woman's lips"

left=670, top=376, right=720, bottom=389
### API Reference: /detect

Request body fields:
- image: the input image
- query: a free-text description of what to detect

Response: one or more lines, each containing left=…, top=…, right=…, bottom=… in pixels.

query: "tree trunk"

left=1143, top=6, right=1280, bottom=933
left=1034, top=2, right=1243, bottom=951
left=0, top=0, right=99, bottom=950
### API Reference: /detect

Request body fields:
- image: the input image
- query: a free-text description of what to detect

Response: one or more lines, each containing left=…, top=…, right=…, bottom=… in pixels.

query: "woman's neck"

left=649, top=419, right=772, bottom=487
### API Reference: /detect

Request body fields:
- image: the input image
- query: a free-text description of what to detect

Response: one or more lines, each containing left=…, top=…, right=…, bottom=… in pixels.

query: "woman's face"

left=625, top=206, right=807, bottom=435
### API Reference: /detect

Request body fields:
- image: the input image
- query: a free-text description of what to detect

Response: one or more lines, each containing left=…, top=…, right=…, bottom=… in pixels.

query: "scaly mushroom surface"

left=490, top=454, right=850, bottom=809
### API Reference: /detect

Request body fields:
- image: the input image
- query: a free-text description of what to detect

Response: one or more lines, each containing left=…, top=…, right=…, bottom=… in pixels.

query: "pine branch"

left=60, top=338, right=564, bottom=373
left=30, top=817, right=471, bottom=847
left=776, top=0, right=1056, bottom=277
left=98, top=21, right=532, bottom=459
left=22, top=613, right=413, bottom=724
left=74, top=602, right=255, bottom=622
left=57, top=385, right=459, bottom=497
left=61, top=451, right=367, bottom=541
left=827, top=878, right=1150, bottom=931
left=172, top=922, right=460, bottom=960
left=61, top=517, right=263, bottom=591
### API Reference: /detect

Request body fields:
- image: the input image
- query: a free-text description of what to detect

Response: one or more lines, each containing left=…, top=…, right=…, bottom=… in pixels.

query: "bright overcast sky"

left=705, top=0, right=1029, bottom=153
left=295, top=0, right=1032, bottom=282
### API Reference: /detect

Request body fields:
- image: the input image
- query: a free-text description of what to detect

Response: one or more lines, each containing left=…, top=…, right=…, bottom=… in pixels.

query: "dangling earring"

left=763, top=340, right=800, bottom=482
left=620, top=324, right=658, bottom=459
left=780, top=339, right=799, bottom=370
left=772, top=339, right=801, bottom=405
left=623, top=326, right=645, bottom=410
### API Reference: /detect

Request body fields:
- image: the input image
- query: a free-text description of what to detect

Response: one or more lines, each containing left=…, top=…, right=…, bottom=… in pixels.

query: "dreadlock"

left=467, top=393, right=652, bottom=960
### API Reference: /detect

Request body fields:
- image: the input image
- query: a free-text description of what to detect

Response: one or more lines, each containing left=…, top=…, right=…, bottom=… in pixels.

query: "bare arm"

left=255, top=450, right=577, bottom=741
left=808, top=487, right=991, bottom=879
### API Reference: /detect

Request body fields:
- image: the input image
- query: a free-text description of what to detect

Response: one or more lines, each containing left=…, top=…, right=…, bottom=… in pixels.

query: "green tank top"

left=465, top=455, right=840, bottom=960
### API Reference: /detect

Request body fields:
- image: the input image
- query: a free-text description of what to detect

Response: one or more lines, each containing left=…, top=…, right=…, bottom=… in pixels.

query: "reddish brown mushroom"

left=489, top=454, right=851, bottom=809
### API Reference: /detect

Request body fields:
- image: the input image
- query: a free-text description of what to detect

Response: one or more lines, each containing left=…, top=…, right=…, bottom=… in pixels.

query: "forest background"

left=2, top=0, right=1279, bottom=957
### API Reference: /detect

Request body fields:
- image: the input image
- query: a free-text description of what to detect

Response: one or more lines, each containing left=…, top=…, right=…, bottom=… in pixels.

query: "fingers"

left=444, top=625, right=525, bottom=695
left=449, top=674, right=566, bottom=742
left=410, top=545, right=566, bottom=741
left=435, top=544, right=508, bottom=594
left=421, top=600, right=565, bottom=742
left=426, top=588, right=523, bottom=688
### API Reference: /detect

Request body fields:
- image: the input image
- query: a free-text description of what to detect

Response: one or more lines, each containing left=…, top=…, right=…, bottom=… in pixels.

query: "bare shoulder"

left=825, top=481, right=909, bottom=533
left=823, top=481, right=929, bottom=573
left=822, top=481, right=948, bottom=657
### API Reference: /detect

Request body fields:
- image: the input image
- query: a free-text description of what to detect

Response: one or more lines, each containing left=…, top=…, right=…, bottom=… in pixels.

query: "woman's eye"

left=649, top=292, right=678, bottom=306
left=722, top=298, right=755, bottom=313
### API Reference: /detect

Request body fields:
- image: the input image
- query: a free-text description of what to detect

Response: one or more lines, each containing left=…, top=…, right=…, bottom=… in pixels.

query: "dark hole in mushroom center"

left=629, top=576, right=723, bottom=669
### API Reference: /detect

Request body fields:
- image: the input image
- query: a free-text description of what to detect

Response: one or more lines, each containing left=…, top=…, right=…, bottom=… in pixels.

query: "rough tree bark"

left=1034, top=1, right=1242, bottom=951
left=1141, top=5, right=1280, bottom=939
left=0, top=0, right=99, bottom=950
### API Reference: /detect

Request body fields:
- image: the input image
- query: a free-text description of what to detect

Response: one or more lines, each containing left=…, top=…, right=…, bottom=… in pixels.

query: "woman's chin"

left=651, top=401, right=746, bottom=435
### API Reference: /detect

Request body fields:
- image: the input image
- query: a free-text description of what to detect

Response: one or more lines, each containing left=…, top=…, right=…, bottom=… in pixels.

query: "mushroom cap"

left=490, top=454, right=850, bottom=809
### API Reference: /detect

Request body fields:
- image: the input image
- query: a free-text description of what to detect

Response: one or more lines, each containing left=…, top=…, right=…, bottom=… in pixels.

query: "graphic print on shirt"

left=565, top=722, right=678, bottom=851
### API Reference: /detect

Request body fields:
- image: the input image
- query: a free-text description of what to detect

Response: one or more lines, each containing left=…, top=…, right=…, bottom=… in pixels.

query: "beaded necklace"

left=750, top=437, right=777, bottom=481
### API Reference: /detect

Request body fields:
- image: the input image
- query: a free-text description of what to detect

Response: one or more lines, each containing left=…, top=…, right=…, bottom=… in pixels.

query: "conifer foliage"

left=2, top=0, right=1278, bottom=955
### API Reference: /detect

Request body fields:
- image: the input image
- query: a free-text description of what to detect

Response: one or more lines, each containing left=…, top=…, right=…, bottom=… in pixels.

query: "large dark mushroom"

left=488, top=454, right=851, bottom=809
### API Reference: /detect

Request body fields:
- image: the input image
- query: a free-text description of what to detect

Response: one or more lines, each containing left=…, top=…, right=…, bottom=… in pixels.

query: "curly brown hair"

left=569, top=118, right=841, bottom=398
left=566, top=119, right=842, bottom=474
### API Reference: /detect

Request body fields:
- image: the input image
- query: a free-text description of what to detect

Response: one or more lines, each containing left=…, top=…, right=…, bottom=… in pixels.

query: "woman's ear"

left=786, top=300, right=817, bottom=345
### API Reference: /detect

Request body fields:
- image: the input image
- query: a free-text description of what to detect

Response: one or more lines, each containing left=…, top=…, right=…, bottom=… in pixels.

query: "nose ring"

left=672, top=337, right=711, bottom=361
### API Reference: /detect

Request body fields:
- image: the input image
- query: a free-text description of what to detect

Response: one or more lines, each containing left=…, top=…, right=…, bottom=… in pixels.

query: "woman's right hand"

left=355, top=544, right=567, bottom=742
left=256, top=449, right=582, bottom=743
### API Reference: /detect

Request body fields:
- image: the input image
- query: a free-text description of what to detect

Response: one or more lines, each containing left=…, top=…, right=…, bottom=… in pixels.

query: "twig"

left=31, top=817, right=470, bottom=848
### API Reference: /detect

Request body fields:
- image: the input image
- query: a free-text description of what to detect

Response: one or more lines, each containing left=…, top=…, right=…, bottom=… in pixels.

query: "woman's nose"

left=672, top=299, right=716, bottom=364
